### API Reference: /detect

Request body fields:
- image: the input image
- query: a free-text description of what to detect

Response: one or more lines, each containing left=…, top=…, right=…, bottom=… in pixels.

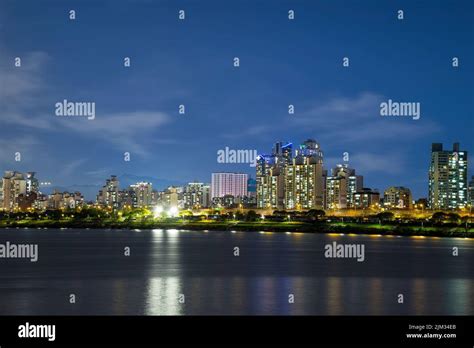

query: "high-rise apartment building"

left=120, top=188, right=137, bottom=208
left=25, top=172, right=39, bottom=195
left=97, top=175, right=120, bottom=209
left=183, top=182, right=207, bottom=209
left=256, top=155, right=284, bottom=208
left=256, top=140, right=326, bottom=210
left=211, top=173, right=248, bottom=199
left=2, top=171, right=27, bottom=211
left=129, top=182, right=153, bottom=207
left=325, top=165, right=363, bottom=209
left=202, top=184, right=211, bottom=208
left=284, top=139, right=325, bottom=209
left=428, top=143, right=468, bottom=209
left=256, top=142, right=293, bottom=209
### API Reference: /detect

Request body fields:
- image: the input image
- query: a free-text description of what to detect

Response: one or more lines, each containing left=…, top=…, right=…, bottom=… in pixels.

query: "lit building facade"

left=49, top=191, right=84, bottom=209
left=256, top=142, right=293, bottom=209
left=256, top=140, right=326, bottom=210
left=183, top=182, right=208, bottom=209
left=428, top=143, right=468, bottom=209
left=256, top=155, right=284, bottom=209
left=97, top=175, right=120, bottom=209
left=469, top=176, right=474, bottom=208
left=25, top=172, right=39, bottom=195
left=2, top=171, right=27, bottom=211
left=353, top=188, right=380, bottom=209
left=130, top=182, right=153, bottom=207
left=383, top=186, right=412, bottom=209
left=284, top=139, right=325, bottom=209
left=325, top=165, right=363, bottom=209
left=202, top=184, right=211, bottom=208
left=211, top=173, right=248, bottom=199
left=158, top=186, right=179, bottom=208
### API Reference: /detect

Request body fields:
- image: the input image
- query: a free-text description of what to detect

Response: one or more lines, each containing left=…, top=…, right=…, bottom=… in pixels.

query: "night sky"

left=1, top=0, right=473, bottom=200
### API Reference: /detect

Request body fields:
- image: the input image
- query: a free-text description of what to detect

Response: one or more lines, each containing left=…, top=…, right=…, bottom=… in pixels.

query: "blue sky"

left=1, top=0, right=473, bottom=200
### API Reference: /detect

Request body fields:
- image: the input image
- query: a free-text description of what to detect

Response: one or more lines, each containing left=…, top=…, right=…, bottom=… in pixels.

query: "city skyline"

left=1, top=140, right=472, bottom=211
left=1, top=1, right=473, bottom=201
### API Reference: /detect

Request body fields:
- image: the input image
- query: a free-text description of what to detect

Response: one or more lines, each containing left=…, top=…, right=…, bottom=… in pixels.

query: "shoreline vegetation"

left=0, top=208, right=472, bottom=238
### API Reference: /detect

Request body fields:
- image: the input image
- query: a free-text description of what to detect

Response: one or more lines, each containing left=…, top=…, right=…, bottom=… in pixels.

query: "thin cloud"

left=295, top=92, right=439, bottom=143
left=219, top=92, right=439, bottom=143
left=325, top=151, right=405, bottom=175
left=58, top=111, right=171, bottom=157
left=221, top=125, right=269, bottom=139
left=0, top=44, right=172, bottom=158
left=0, top=50, right=54, bottom=130
left=60, top=159, right=87, bottom=177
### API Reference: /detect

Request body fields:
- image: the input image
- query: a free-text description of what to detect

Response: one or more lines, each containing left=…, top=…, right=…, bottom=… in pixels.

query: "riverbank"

left=0, top=219, right=472, bottom=238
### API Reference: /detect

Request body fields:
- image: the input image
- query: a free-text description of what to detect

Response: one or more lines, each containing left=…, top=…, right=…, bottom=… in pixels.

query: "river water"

left=0, top=228, right=472, bottom=315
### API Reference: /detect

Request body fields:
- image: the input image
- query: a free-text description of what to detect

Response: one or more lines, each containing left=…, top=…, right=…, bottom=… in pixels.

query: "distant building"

left=183, top=182, right=207, bottom=209
left=49, top=191, right=84, bottom=209
left=284, top=139, right=325, bottom=209
left=97, top=175, right=120, bottom=209
left=325, top=165, right=363, bottom=209
left=383, top=186, right=412, bottom=209
left=158, top=186, right=179, bottom=208
left=211, top=173, right=248, bottom=199
left=272, top=141, right=293, bottom=170
left=202, top=184, right=211, bottom=208
left=353, top=188, right=380, bottom=209
left=256, top=140, right=326, bottom=210
left=119, top=188, right=137, bottom=208
left=17, top=192, right=37, bottom=211
left=256, top=154, right=284, bottom=209
left=25, top=172, right=39, bottom=195
left=256, top=142, right=293, bottom=209
left=235, top=194, right=256, bottom=207
left=247, top=177, right=257, bottom=198
left=33, top=194, right=49, bottom=210
left=429, top=143, right=468, bottom=209
left=151, top=189, right=159, bottom=206
left=2, top=171, right=27, bottom=211
left=212, top=194, right=235, bottom=208
left=49, top=191, right=63, bottom=209
left=63, top=192, right=84, bottom=209
left=468, top=176, right=474, bottom=208
left=129, top=182, right=153, bottom=207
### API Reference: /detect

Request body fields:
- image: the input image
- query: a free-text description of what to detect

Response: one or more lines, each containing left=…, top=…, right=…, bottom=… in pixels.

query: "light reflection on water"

left=0, top=229, right=472, bottom=315
left=145, top=277, right=183, bottom=315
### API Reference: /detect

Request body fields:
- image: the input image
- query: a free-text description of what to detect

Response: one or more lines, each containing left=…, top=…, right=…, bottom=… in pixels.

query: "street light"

left=168, top=206, right=179, bottom=217
left=153, top=205, right=163, bottom=218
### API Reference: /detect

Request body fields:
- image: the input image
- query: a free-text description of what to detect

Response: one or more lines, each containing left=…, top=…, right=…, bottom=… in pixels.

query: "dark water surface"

left=0, top=228, right=472, bottom=315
